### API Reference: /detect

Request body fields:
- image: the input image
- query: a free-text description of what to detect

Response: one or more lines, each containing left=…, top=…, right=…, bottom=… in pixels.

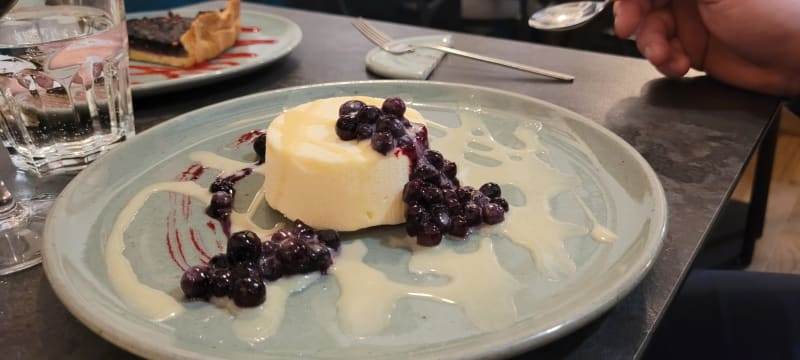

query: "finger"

left=613, top=0, right=671, bottom=38
left=671, top=0, right=709, bottom=70
left=636, top=9, right=675, bottom=66
left=613, top=0, right=643, bottom=38
left=655, top=38, right=691, bottom=78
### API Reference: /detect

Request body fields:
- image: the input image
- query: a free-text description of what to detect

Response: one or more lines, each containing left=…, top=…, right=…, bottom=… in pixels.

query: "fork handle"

left=420, top=44, right=575, bottom=82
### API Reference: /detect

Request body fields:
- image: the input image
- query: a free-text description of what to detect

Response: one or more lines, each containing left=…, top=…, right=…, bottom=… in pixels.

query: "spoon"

left=528, top=0, right=611, bottom=31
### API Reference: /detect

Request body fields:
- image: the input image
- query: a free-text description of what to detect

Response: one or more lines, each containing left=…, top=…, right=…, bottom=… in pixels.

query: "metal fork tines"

left=352, top=18, right=575, bottom=82
left=352, top=18, right=392, bottom=47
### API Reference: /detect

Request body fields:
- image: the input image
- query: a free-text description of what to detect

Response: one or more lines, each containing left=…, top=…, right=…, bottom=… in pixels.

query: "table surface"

left=0, top=3, right=781, bottom=360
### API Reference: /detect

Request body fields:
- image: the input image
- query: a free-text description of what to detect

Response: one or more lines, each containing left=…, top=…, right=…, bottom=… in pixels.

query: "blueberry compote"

left=180, top=222, right=341, bottom=307
left=181, top=129, right=341, bottom=308
left=335, top=97, right=510, bottom=246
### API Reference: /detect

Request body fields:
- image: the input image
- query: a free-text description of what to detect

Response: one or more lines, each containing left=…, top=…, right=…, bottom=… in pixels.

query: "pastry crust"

left=129, top=48, right=196, bottom=68
left=128, top=0, right=241, bottom=68
left=180, top=0, right=241, bottom=67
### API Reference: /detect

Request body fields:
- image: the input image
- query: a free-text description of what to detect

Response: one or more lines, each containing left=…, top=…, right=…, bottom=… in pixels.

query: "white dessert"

left=263, top=96, right=426, bottom=231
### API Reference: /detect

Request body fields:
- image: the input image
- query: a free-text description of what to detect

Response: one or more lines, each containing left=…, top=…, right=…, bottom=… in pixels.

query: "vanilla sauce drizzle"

left=104, top=102, right=617, bottom=342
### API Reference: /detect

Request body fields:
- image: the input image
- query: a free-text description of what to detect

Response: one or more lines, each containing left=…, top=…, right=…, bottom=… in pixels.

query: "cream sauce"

left=331, top=238, right=520, bottom=337
left=105, top=181, right=209, bottom=321
left=105, top=99, right=618, bottom=342
left=574, top=193, right=618, bottom=243
left=230, top=274, right=321, bottom=342
left=426, top=112, right=594, bottom=279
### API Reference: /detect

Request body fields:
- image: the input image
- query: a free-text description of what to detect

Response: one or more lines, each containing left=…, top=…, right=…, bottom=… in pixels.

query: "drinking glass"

left=0, top=0, right=134, bottom=175
left=0, top=178, right=53, bottom=275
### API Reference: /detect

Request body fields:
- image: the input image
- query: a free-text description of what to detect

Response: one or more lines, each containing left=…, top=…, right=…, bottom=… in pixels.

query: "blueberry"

left=209, top=178, right=235, bottom=195
left=405, top=209, right=430, bottom=237
left=413, top=163, right=438, bottom=182
left=205, top=194, right=232, bottom=219
left=356, top=123, right=374, bottom=140
left=448, top=177, right=461, bottom=188
left=257, top=255, right=283, bottom=281
left=442, top=161, right=457, bottom=179
left=424, top=150, right=444, bottom=169
left=210, top=191, right=233, bottom=209
left=445, top=197, right=462, bottom=215
left=375, top=115, right=395, bottom=133
left=405, top=202, right=426, bottom=218
left=482, top=203, right=505, bottom=225
left=400, top=116, right=412, bottom=128
left=420, top=186, right=443, bottom=205
left=208, top=254, right=230, bottom=270
left=382, top=97, right=406, bottom=117
left=308, top=243, right=332, bottom=272
left=416, top=223, right=442, bottom=247
left=457, top=186, right=476, bottom=202
left=335, top=114, right=358, bottom=140
left=386, top=117, right=406, bottom=138
left=261, top=241, right=278, bottom=257
left=370, top=131, right=395, bottom=154
left=253, top=133, right=266, bottom=162
left=472, top=192, right=491, bottom=207
left=463, top=202, right=483, bottom=226
left=231, top=277, right=266, bottom=307
left=270, top=229, right=291, bottom=243
left=449, top=215, right=470, bottom=237
left=210, top=269, right=233, bottom=297
left=356, top=105, right=382, bottom=124
left=396, top=135, right=413, bottom=149
left=442, top=188, right=458, bottom=201
left=492, top=197, right=510, bottom=212
left=431, top=208, right=451, bottom=232
left=231, top=261, right=261, bottom=281
left=339, top=99, right=365, bottom=116
left=181, top=266, right=211, bottom=299
left=227, top=230, right=262, bottom=263
left=277, top=237, right=311, bottom=274
left=316, top=229, right=341, bottom=251
left=479, top=182, right=502, bottom=199
left=291, top=219, right=315, bottom=240
left=403, top=179, right=425, bottom=202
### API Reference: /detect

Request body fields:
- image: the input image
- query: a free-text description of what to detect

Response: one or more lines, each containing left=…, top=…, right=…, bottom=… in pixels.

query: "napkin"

left=365, top=34, right=453, bottom=80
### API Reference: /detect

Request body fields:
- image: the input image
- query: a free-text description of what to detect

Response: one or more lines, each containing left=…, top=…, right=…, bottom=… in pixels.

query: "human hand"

left=613, top=0, right=800, bottom=96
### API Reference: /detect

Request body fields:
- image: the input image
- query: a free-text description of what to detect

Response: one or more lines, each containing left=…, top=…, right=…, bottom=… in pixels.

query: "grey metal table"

left=0, top=3, right=781, bottom=359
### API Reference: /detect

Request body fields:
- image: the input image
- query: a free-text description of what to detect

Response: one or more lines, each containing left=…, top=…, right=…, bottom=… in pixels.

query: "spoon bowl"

left=528, top=0, right=610, bottom=31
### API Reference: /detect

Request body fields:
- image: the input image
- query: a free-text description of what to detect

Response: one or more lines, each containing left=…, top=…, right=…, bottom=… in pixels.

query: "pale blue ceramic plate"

left=128, top=2, right=302, bottom=97
left=43, top=81, right=667, bottom=359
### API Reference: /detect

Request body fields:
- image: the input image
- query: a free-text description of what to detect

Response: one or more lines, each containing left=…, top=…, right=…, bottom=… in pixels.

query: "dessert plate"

left=42, top=81, right=667, bottom=359
left=128, top=2, right=302, bottom=97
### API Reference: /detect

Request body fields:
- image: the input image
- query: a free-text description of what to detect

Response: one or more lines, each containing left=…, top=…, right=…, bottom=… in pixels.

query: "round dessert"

left=263, top=96, right=427, bottom=231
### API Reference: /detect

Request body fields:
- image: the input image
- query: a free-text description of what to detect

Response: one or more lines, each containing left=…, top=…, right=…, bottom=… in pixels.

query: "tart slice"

left=127, top=0, right=241, bottom=68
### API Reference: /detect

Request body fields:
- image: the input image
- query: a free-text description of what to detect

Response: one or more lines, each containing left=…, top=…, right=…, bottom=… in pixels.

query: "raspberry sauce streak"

left=166, top=164, right=216, bottom=270
left=130, top=60, right=243, bottom=79
left=233, top=39, right=276, bottom=46
left=129, top=38, right=275, bottom=80
left=165, top=226, right=185, bottom=271
left=190, top=228, right=213, bottom=261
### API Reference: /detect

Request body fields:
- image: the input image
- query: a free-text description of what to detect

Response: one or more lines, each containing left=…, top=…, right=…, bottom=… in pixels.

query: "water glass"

left=0, top=0, right=134, bottom=175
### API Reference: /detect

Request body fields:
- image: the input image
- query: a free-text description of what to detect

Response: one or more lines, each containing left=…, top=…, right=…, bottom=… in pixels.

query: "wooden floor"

left=736, top=107, right=800, bottom=274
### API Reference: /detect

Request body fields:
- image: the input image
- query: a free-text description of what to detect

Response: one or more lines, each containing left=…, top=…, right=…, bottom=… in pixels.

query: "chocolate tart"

left=127, top=0, right=241, bottom=68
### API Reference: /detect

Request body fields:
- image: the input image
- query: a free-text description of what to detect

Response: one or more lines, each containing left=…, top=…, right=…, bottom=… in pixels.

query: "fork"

left=352, top=18, right=575, bottom=82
